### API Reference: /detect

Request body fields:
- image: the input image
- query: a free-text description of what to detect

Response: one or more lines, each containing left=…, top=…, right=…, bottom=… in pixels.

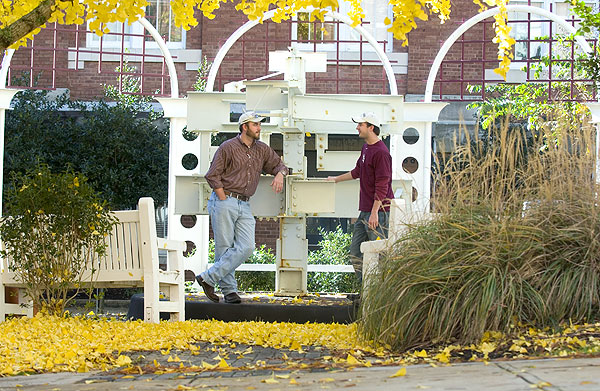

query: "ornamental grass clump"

left=0, top=164, right=117, bottom=316
left=359, top=115, right=600, bottom=351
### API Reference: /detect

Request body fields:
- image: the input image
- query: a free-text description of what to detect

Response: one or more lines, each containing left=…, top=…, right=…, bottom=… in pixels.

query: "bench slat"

left=124, top=222, right=134, bottom=270
left=131, top=222, right=142, bottom=270
left=108, top=225, right=119, bottom=271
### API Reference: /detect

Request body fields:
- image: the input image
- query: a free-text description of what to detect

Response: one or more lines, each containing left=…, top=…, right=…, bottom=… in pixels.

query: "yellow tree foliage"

left=0, top=0, right=513, bottom=78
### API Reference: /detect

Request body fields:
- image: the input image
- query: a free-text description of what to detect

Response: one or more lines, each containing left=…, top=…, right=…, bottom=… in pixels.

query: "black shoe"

left=224, top=292, right=242, bottom=304
left=347, top=293, right=361, bottom=301
left=196, top=275, right=219, bottom=303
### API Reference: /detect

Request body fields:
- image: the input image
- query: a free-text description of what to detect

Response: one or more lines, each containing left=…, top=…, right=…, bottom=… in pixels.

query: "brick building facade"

left=5, top=1, right=592, bottom=99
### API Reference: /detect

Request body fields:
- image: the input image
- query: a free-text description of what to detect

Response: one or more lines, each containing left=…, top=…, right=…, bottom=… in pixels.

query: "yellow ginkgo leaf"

left=115, top=355, right=132, bottom=367
left=390, top=367, right=407, bottom=378
left=434, top=351, right=450, bottom=363
left=217, top=358, right=229, bottom=368
left=346, top=354, right=360, bottom=365
left=289, top=378, right=299, bottom=385
left=262, top=378, right=279, bottom=384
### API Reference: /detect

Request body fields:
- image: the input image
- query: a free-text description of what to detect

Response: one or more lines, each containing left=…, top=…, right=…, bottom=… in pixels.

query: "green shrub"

left=308, top=226, right=358, bottom=293
left=0, top=164, right=117, bottom=315
left=359, top=118, right=600, bottom=351
left=236, top=245, right=276, bottom=292
left=5, top=87, right=169, bottom=210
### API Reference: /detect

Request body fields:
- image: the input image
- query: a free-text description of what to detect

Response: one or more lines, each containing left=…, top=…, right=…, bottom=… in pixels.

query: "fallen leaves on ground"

left=0, top=315, right=599, bottom=377
left=0, top=314, right=376, bottom=376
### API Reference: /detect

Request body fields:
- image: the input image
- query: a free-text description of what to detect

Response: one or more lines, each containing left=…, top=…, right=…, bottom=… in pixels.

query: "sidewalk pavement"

left=0, top=356, right=598, bottom=391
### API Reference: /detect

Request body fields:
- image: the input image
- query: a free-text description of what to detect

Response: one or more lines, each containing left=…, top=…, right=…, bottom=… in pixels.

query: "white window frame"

left=86, top=20, right=186, bottom=50
left=291, top=7, right=337, bottom=51
left=508, top=0, right=599, bottom=65
left=337, top=1, right=394, bottom=53
left=76, top=15, right=198, bottom=71
left=507, top=0, right=548, bottom=62
left=291, top=2, right=394, bottom=53
left=85, top=0, right=186, bottom=51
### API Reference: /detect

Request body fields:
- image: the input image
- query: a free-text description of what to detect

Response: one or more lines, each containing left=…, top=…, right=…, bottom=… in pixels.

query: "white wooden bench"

left=360, top=199, right=436, bottom=286
left=1, top=197, right=186, bottom=323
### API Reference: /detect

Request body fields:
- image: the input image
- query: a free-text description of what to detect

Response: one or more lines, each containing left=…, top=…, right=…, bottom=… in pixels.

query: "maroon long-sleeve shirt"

left=350, top=140, right=394, bottom=212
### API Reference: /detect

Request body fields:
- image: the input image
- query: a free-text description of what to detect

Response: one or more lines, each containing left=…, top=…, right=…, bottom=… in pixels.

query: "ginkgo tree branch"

left=0, top=0, right=56, bottom=53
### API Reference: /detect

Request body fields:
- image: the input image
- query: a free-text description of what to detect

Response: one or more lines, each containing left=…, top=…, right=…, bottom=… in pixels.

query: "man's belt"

left=224, top=190, right=250, bottom=202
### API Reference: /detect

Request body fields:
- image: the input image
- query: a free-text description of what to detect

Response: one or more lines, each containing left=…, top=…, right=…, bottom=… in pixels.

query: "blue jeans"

left=200, top=192, right=255, bottom=295
left=349, top=210, right=389, bottom=284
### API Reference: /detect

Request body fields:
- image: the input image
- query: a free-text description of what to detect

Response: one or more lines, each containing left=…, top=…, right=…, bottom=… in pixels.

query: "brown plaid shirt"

left=205, top=135, right=288, bottom=198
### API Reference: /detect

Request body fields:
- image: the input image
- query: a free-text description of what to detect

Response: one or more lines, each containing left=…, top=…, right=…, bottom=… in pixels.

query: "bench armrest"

left=157, top=238, right=186, bottom=252
left=360, top=238, right=388, bottom=253
left=157, top=238, right=186, bottom=273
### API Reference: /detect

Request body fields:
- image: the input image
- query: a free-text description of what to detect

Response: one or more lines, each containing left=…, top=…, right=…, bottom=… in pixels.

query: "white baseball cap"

left=352, top=112, right=380, bottom=127
left=238, top=111, right=266, bottom=125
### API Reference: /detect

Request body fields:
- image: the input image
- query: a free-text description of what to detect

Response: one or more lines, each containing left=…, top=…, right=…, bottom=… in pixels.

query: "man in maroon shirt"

left=328, top=112, right=394, bottom=286
left=197, top=111, right=288, bottom=304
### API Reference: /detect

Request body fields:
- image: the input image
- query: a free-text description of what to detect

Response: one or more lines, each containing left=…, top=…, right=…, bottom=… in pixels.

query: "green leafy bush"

left=359, top=119, right=600, bottom=351
left=236, top=245, right=276, bottom=292
left=5, top=87, right=168, bottom=210
left=308, top=226, right=358, bottom=293
left=0, top=164, right=117, bottom=315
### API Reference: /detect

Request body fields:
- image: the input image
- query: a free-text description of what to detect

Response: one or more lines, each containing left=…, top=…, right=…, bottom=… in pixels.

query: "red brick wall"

left=8, top=15, right=202, bottom=99
left=254, top=220, right=279, bottom=250
left=6, top=3, right=413, bottom=98
left=5, top=1, right=515, bottom=99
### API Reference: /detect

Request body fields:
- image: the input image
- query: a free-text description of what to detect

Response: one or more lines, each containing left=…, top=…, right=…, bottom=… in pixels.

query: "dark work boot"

left=196, top=275, right=219, bottom=303
left=224, top=292, right=242, bottom=304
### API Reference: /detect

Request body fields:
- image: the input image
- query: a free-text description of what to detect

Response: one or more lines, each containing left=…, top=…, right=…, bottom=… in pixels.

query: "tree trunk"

left=0, top=0, right=56, bottom=53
